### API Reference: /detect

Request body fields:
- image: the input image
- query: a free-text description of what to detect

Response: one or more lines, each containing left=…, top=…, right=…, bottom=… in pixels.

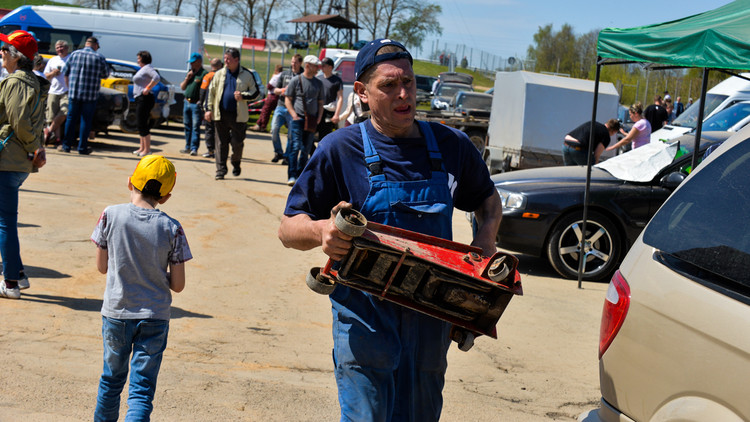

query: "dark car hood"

left=491, top=166, right=622, bottom=192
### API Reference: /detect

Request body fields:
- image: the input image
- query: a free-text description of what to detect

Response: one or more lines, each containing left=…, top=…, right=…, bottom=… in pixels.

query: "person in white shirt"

left=339, top=90, right=368, bottom=126
left=43, top=40, right=70, bottom=145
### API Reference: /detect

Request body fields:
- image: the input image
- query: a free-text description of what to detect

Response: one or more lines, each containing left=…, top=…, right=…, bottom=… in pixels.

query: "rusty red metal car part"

left=308, top=209, right=523, bottom=351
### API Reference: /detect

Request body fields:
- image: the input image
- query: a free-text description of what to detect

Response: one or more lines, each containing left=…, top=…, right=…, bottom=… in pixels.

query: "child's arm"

left=168, top=262, right=186, bottom=293
left=96, top=247, right=108, bottom=274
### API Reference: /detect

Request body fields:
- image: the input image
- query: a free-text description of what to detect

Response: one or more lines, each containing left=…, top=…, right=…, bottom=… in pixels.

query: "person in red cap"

left=0, top=30, right=48, bottom=299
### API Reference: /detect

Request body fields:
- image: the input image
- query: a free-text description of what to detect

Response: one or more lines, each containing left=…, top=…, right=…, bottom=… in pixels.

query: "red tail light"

left=599, top=270, right=631, bottom=359
left=318, top=49, right=326, bottom=60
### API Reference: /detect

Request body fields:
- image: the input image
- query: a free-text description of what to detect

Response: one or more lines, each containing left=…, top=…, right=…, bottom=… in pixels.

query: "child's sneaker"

left=0, top=282, right=20, bottom=299
left=18, top=273, right=30, bottom=290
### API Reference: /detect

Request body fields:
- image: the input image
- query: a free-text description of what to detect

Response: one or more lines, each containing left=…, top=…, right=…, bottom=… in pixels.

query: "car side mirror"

left=660, top=171, right=685, bottom=189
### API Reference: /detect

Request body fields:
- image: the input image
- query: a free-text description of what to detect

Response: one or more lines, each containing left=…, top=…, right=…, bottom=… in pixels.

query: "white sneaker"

left=286, top=177, right=296, bottom=186
left=0, top=282, right=20, bottom=299
left=18, top=273, right=29, bottom=290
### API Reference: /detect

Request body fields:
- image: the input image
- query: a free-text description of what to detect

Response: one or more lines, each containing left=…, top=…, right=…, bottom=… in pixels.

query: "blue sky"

left=424, top=0, right=732, bottom=60
left=48, top=0, right=732, bottom=62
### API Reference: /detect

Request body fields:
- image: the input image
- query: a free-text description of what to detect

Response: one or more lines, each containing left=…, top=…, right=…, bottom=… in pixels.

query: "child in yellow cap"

left=90, top=155, right=192, bottom=421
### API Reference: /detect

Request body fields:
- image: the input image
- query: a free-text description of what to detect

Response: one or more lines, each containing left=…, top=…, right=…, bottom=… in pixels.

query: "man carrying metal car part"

left=278, top=39, right=503, bottom=421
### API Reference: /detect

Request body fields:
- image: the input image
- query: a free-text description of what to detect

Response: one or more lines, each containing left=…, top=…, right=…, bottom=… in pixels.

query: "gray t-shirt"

left=91, top=203, right=192, bottom=320
left=316, top=73, right=342, bottom=105
left=286, top=74, right=324, bottom=117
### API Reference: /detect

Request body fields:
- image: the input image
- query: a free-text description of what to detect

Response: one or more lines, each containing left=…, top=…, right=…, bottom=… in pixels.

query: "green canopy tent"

left=576, top=0, right=750, bottom=287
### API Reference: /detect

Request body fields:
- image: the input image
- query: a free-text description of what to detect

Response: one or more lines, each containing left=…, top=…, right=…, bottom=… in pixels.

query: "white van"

left=0, top=5, right=203, bottom=87
left=650, top=72, right=750, bottom=142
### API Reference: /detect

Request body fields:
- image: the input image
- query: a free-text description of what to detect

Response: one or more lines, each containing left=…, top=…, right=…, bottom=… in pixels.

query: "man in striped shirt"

left=60, top=37, right=108, bottom=155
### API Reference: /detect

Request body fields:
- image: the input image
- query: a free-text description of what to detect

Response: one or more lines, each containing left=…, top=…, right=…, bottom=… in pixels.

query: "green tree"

left=391, top=2, right=442, bottom=50
left=526, top=23, right=576, bottom=76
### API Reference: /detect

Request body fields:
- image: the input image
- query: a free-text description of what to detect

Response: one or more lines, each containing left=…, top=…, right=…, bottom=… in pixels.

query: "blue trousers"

left=271, top=105, right=292, bottom=156
left=94, top=317, right=169, bottom=422
left=183, top=101, right=202, bottom=152
left=562, top=144, right=590, bottom=166
left=286, top=119, right=314, bottom=179
left=63, top=99, right=97, bottom=152
left=331, top=288, right=451, bottom=421
left=0, top=171, right=28, bottom=281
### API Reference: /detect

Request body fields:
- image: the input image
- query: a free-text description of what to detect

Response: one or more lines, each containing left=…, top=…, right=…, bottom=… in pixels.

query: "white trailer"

left=486, top=71, right=620, bottom=172
left=0, top=5, right=203, bottom=86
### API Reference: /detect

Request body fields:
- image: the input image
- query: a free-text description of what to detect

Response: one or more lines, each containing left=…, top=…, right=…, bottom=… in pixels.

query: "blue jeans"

left=562, top=144, right=590, bottom=166
left=183, top=101, right=202, bottom=152
left=95, top=317, right=169, bottom=422
left=271, top=104, right=292, bottom=156
left=63, top=99, right=97, bottom=152
left=286, top=119, right=314, bottom=179
left=0, top=171, right=28, bottom=281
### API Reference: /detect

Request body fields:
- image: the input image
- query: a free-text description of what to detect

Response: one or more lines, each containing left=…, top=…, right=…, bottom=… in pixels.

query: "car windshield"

left=700, top=102, right=750, bottom=131
left=457, top=95, right=492, bottom=110
left=670, top=93, right=728, bottom=128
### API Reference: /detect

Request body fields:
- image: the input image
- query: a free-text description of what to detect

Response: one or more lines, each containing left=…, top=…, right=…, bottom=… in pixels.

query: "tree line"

left=78, top=0, right=442, bottom=51
left=525, top=23, right=738, bottom=107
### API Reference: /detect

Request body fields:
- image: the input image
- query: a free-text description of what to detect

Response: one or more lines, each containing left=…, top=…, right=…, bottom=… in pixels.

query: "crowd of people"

left=21, top=30, right=354, bottom=185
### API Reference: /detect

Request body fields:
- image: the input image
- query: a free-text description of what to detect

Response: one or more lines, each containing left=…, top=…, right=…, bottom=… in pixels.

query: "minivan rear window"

left=644, top=136, right=750, bottom=297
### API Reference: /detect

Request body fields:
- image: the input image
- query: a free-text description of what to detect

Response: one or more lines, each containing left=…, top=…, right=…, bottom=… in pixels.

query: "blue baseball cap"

left=354, top=39, right=412, bottom=81
left=187, top=52, right=202, bottom=63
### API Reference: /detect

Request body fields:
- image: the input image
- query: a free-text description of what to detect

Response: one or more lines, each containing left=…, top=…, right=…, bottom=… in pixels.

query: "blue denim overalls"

left=330, top=121, right=453, bottom=421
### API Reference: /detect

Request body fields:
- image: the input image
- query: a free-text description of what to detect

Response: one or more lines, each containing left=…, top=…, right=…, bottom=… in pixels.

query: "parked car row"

left=490, top=130, right=732, bottom=281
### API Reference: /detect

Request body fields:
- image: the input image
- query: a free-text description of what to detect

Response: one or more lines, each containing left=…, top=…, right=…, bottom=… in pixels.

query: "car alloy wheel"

left=546, top=210, right=621, bottom=281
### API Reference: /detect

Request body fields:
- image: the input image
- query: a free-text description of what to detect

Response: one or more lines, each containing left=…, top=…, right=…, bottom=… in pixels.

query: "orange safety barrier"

left=242, top=37, right=266, bottom=51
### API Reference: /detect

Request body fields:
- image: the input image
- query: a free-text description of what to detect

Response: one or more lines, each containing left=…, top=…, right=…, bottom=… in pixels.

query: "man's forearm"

left=279, top=214, right=323, bottom=251
left=471, top=191, right=502, bottom=256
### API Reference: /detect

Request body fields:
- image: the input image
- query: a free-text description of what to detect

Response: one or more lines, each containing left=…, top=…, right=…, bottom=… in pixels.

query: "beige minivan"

left=579, top=125, right=750, bottom=422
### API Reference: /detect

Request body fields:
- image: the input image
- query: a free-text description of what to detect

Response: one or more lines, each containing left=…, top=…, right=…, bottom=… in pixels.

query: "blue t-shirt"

left=284, top=120, right=495, bottom=220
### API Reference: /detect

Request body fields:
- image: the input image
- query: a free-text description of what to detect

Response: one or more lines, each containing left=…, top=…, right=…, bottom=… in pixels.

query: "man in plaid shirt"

left=60, top=37, right=108, bottom=155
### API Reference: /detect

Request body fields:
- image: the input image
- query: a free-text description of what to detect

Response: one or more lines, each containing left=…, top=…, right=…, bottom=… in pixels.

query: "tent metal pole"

left=692, top=68, right=710, bottom=171
left=578, top=61, right=602, bottom=289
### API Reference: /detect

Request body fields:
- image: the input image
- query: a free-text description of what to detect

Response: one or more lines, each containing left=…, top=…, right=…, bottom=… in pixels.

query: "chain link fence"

left=413, top=39, right=534, bottom=79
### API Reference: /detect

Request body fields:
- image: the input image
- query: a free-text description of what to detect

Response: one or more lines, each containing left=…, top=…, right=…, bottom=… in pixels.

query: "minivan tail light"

left=599, top=270, right=631, bottom=359
left=319, top=49, right=326, bottom=60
